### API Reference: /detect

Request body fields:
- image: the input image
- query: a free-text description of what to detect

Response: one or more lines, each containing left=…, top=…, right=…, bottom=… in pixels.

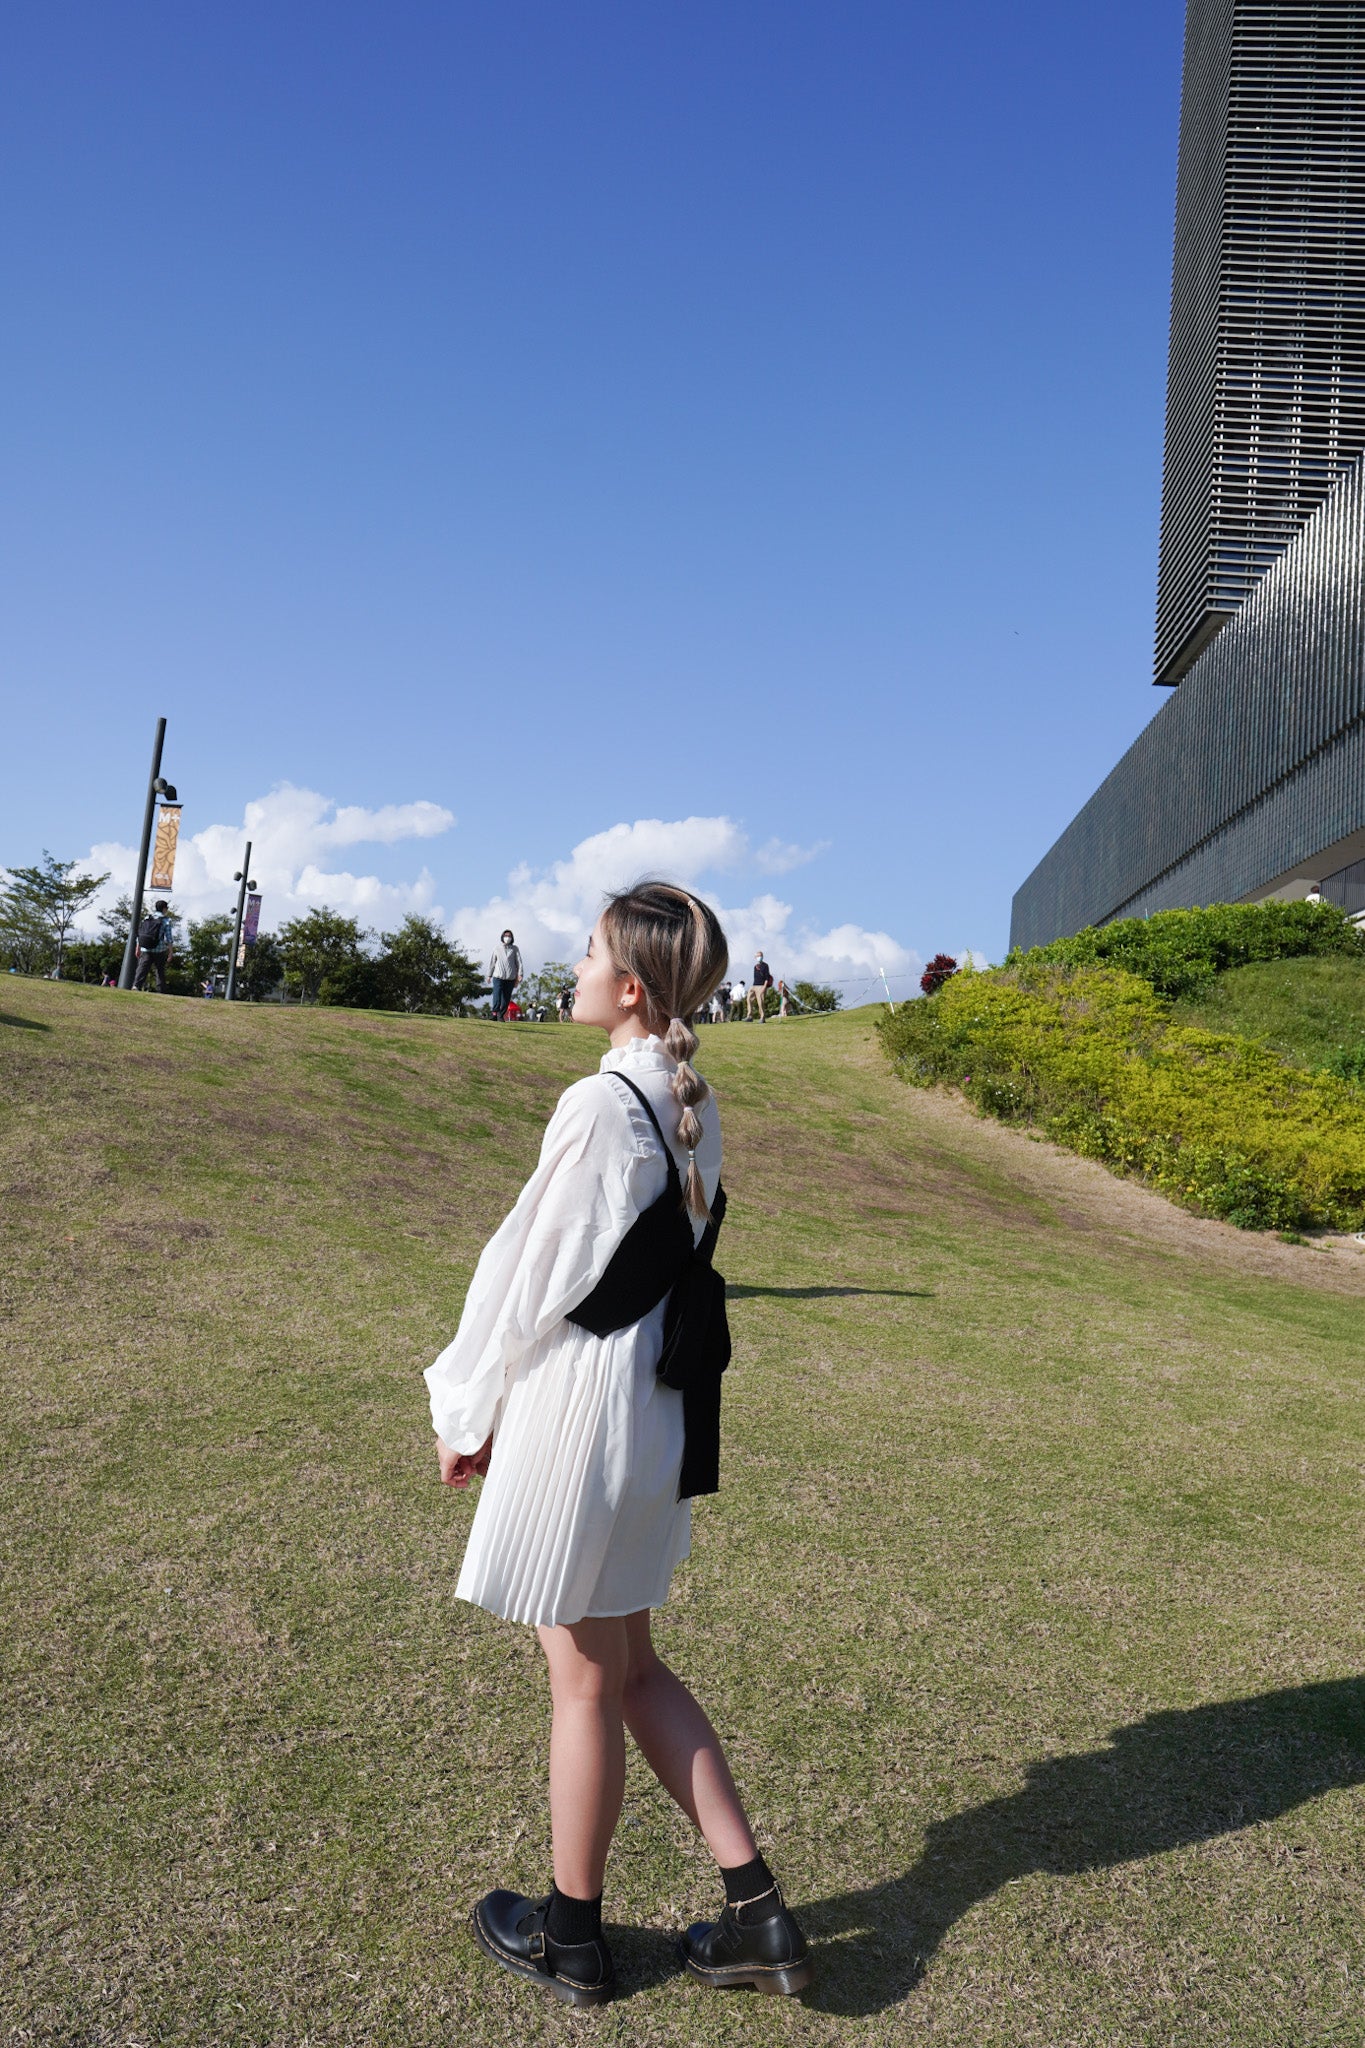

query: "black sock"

left=720, top=1851, right=778, bottom=1922
left=545, top=1885, right=603, bottom=1946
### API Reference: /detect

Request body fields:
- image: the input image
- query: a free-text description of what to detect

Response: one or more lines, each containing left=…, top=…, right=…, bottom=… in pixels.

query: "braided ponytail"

left=599, top=882, right=728, bottom=1221
left=664, top=1012, right=711, bottom=1219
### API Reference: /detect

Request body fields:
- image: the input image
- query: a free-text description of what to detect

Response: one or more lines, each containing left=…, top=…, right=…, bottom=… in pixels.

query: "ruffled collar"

left=599, top=1034, right=675, bottom=1075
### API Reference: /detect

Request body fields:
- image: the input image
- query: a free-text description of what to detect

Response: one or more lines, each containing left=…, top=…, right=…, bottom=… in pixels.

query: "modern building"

left=1011, top=0, right=1365, bottom=951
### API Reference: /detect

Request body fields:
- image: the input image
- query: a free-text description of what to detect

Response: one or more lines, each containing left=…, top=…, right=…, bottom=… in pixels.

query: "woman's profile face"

left=571, top=917, right=627, bottom=1030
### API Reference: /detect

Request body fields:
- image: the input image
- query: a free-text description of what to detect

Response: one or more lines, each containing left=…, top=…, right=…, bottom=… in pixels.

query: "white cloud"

left=753, top=836, right=830, bottom=875
left=72, top=792, right=943, bottom=1002
left=79, top=782, right=455, bottom=933
left=712, top=902, right=923, bottom=1003
left=450, top=815, right=925, bottom=1002
left=448, top=816, right=748, bottom=966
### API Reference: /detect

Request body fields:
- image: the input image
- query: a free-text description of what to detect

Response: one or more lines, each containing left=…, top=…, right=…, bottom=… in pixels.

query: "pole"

left=879, top=966, right=897, bottom=1013
left=225, top=840, right=253, bottom=1001
left=118, top=717, right=167, bottom=989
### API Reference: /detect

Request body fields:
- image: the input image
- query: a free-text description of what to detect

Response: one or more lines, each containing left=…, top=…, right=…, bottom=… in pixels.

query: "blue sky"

left=2, top=0, right=1186, bottom=993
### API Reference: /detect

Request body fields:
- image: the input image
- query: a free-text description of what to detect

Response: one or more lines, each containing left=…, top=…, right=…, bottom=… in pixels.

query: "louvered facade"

left=1010, top=0, right=1365, bottom=950
left=1155, top=0, right=1365, bottom=684
left=1012, top=455, right=1365, bottom=949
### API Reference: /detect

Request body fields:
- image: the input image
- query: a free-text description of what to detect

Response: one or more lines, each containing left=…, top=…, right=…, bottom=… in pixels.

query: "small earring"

left=618, top=998, right=633, bottom=1011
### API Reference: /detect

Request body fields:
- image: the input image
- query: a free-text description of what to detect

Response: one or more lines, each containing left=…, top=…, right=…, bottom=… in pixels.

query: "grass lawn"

left=3, top=980, right=1364, bottom=2046
left=1174, top=955, right=1365, bottom=1068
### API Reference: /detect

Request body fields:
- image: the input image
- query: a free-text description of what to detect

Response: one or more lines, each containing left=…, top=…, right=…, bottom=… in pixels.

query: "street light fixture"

left=225, top=841, right=257, bottom=1001
left=117, top=719, right=179, bottom=990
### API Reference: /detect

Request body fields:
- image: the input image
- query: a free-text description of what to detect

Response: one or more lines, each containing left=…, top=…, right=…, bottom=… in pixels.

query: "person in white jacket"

left=426, top=881, right=813, bottom=2008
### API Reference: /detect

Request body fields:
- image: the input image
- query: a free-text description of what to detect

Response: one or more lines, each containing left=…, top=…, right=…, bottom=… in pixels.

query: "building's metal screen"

left=1012, top=454, right=1365, bottom=949
left=1154, top=0, right=1365, bottom=684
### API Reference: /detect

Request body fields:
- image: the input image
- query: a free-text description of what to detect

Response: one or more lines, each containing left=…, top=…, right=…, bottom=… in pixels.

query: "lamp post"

left=225, top=842, right=257, bottom=1001
left=117, top=718, right=179, bottom=990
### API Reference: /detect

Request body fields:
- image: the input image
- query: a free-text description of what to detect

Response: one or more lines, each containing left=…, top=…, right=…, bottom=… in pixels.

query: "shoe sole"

left=677, top=1943, right=815, bottom=1997
left=470, top=1904, right=615, bottom=2007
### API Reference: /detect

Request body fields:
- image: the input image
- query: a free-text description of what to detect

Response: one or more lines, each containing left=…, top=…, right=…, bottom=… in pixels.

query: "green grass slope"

left=3, top=983, right=1365, bottom=2045
left=1174, top=953, right=1365, bottom=1069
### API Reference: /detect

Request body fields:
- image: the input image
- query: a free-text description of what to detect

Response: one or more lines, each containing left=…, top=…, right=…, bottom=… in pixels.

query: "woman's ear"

left=617, top=972, right=647, bottom=1014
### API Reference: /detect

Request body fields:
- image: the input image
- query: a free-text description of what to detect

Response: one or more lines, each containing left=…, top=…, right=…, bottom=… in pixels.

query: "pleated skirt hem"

left=456, top=1525, right=691, bottom=1630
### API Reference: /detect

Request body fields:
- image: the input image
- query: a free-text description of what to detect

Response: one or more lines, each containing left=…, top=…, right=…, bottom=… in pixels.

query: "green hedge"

left=1005, top=899, right=1365, bottom=1000
left=879, top=960, right=1365, bottom=1232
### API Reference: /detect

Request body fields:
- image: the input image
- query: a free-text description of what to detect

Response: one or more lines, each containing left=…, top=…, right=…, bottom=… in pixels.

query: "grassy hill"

left=1174, top=953, right=1365, bottom=1069
left=3, top=981, right=1365, bottom=2045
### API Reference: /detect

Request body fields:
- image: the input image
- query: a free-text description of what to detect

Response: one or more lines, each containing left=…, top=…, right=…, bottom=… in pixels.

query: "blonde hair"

left=599, top=880, right=729, bottom=1219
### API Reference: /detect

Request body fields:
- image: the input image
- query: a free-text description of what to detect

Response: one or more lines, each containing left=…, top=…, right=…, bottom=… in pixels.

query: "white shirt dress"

left=424, top=1035, right=723, bottom=1629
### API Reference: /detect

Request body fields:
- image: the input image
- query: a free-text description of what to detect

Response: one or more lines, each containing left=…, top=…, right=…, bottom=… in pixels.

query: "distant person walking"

left=728, top=978, right=746, bottom=1021
left=488, top=930, right=523, bottom=1020
left=775, top=979, right=792, bottom=1018
left=747, top=952, right=773, bottom=1021
left=708, top=989, right=724, bottom=1025
left=133, top=901, right=175, bottom=992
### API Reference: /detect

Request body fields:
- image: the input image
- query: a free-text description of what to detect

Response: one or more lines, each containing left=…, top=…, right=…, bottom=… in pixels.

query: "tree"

left=235, top=930, right=284, bottom=1002
left=98, top=892, right=184, bottom=953
left=0, top=852, right=110, bottom=977
left=276, top=908, right=370, bottom=1004
left=99, top=894, right=135, bottom=948
left=792, top=980, right=841, bottom=1013
left=920, top=954, right=959, bottom=997
left=517, top=960, right=575, bottom=1018
left=185, top=914, right=234, bottom=992
left=59, top=939, right=120, bottom=984
left=374, top=916, right=485, bottom=1014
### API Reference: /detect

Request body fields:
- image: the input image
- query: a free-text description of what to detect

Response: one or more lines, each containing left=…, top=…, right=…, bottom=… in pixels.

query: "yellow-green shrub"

left=878, top=963, right=1365, bottom=1231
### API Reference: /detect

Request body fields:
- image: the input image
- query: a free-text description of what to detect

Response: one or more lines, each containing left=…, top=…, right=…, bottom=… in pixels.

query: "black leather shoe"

left=470, top=1890, right=615, bottom=2007
left=679, top=1884, right=814, bottom=1996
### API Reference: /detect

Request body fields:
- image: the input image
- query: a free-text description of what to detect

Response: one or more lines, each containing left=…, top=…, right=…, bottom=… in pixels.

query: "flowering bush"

left=878, top=959, right=1365, bottom=1231
left=920, top=953, right=958, bottom=997
left=1005, top=899, right=1364, bottom=1000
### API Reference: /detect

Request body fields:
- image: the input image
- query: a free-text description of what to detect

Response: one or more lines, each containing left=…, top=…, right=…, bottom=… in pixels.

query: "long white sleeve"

left=423, top=1077, right=655, bottom=1453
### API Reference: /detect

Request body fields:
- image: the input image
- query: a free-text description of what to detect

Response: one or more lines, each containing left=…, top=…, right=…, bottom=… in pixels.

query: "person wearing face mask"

left=488, top=930, right=523, bottom=1020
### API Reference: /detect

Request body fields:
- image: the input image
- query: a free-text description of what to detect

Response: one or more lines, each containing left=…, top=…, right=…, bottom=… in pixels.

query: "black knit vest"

left=566, top=1072, right=731, bottom=1498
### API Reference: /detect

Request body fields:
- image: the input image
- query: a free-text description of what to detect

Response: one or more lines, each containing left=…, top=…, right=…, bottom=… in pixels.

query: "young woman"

left=425, top=881, right=812, bottom=2009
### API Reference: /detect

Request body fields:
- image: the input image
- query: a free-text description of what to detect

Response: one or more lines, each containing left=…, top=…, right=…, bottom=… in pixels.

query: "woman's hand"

left=435, top=1433, right=493, bottom=1488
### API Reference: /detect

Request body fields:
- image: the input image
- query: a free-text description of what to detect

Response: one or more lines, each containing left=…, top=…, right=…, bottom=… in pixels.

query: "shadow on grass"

left=802, top=1678, right=1365, bottom=2016
left=0, top=1010, right=50, bottom=1031
left=726, top=1285, right=933, bottom=1301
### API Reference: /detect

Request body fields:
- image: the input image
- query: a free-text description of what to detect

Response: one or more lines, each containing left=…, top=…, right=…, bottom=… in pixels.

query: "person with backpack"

left=133, top=900, right=175, bottom=992
left=425, top=881, right=813, bottom=2010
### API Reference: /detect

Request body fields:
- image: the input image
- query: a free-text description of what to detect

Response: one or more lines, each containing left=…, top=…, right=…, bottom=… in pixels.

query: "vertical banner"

left=243, top=893, right=262, bottom=946
left=148, top=804, right=182, bottom=889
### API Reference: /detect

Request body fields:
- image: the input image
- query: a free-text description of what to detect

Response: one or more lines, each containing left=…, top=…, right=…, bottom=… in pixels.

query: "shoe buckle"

left=527, top=1928, right=546, bottom=1960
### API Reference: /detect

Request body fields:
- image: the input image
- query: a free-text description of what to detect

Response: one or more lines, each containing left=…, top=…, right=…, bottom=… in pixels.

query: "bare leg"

left=537, top=1616, right=629, bottom=1897
left=621, top=1610, right=757, bottom=1868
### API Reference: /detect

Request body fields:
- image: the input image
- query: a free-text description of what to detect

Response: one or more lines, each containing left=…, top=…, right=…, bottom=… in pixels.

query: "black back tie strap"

left=565, top=1072, right=731, bottom=1498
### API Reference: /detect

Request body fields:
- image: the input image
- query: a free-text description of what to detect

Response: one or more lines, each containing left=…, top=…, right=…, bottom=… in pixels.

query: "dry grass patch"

left=2, top=984, right=1364, bottom=2045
